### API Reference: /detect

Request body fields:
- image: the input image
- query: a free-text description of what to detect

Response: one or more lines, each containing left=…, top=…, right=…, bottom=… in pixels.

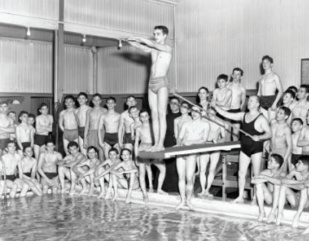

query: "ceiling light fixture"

left=118, top=39, right=122, bottom=50
left=82, top=35, right=87, bottom=43
left=26, top=27, right=31, bottom=36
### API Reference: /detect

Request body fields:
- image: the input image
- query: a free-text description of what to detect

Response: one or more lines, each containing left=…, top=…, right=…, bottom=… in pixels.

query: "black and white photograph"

left=0, top=0, right=309, bottom=240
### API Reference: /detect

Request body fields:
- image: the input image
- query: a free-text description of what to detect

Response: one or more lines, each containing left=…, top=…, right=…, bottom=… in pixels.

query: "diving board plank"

left=139, top=141, right=241, bottom=159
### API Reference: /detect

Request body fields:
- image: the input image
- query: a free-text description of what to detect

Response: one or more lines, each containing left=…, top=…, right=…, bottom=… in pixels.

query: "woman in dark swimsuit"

left=212, top=95, right=271, bottom=203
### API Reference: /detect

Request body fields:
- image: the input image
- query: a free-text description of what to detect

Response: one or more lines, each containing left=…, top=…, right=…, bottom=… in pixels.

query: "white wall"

left=175, top=0, right=309, bottom=92
left=0, top=39, right=52, bottom=93
left=64, top=0, right=175, bottom=37
left=0, top=0, right=59, bottom=19
left=64, top=45, right=93, bottom=94
left=0, top=38, right=94, bottom=94
left=4, top=0, right=307, bottom=96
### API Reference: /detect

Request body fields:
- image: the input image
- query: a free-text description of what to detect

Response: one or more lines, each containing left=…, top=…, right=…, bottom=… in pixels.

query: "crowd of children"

left=0, top=55, right=309, bottom=231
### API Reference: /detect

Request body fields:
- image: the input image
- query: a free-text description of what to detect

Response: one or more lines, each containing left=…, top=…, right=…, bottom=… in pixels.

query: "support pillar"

left=53, top=0, right=65, bottom=148
left=91, top=46, right=98, bottom=94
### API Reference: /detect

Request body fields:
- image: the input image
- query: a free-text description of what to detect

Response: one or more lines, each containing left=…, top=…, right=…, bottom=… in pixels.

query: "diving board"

left=139, top=141, right=241, bottom=159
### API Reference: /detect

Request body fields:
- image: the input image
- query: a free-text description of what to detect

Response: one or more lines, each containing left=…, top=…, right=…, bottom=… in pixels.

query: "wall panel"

left=0, top=0, right=59, bottom=20
left=98, top=46, right=149, bottom=94
left=175, top=0, right=309, bottom=92
left=0, top=39, right=94, bottom=95
left=31, top=97, right=53, bottom=115
left=64, top=45, right=93, bottom=94
left=64, top=0, right=174, bottom=38
left=0, top=39, right=52, bottom=93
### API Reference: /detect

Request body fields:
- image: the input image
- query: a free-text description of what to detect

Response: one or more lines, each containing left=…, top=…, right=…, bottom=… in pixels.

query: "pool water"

left=0, top=195, right=308, bottom=241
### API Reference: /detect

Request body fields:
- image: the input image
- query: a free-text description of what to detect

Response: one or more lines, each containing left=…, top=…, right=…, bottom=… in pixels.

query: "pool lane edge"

left=116, top=189, right=309, bottom=228
left=7, top=187, right=309, bottom=229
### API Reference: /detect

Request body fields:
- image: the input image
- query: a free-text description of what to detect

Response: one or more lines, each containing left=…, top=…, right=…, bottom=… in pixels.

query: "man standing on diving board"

left=124, top=25, right=172, bottom=152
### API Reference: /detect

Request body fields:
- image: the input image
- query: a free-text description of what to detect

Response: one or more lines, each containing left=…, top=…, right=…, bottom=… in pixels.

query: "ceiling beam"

left=147, top=0, right=178, bottom=6
left=0, top=12, right=58, bottom=30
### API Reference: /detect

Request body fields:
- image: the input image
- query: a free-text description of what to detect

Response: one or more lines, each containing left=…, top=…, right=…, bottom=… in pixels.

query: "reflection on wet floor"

left=0, top=195, right=308, bottom=241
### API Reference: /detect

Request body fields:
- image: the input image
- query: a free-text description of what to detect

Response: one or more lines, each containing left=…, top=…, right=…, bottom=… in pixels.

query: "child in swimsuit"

left=291, top=118, right=303, bottom=166
left=59, top=96, right=78, bottom=155
left=34, top=103, right=53, bottom=160
left=0, top=141, right=29, bottom=198
left=94, top=148, right=121, bottom=199
left=21, top=146, right=42, bottom=196
left=74, top=146, right=101, bottom=196
left=109, top=148, right=139, bottom=203
left=16, top=111, right=35, bottom=156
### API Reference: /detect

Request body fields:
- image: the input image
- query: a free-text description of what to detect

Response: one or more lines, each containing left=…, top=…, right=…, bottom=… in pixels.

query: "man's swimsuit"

left=228, top=108, right=241, bottom=123
left=260, top=95, right=276, bottom=109
left=149, top=76, right=169, bottom=94
left=34, top=134, right=48, bottom=147
left=78, top=127, right=85, bottom=139
left=138, top=142, right=154, bottom=163
left=2, top=175, right=17, bottom=181
left=21, top=142, right=31, bottom=150
left=291, top=154, right=302, bottom=165
left=87, top=129, right=104, bottom=150
left=45, top=172, right=58, bottom=179
left=139, top=142, right=152, bottom=152
left=240, top=113, right=264, bottom=157
left=271, top=146, right=286, bottom=159
left=23, top=172, right=32, bottom=178
left=104, top=133, right=118, bottom=147
left=63, top=129, right=78, bottom=142
left=123, top=133, right=134, bottom=145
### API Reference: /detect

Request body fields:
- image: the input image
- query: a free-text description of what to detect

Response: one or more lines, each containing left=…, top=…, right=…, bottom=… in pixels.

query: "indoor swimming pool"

left=0, top=194, right=308, bottom=241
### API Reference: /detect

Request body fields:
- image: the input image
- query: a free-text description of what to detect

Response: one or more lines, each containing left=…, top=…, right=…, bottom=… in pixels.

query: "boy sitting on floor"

left=57, top=141, right=86, bottom=195
left=0, top=141, right=29, bottom=198
left=276, top=155, right=309, bottom=227
left=38, top=141, right=62, bottom=194
left=251, top=153, right=286, bottom=222
left=74, top=146, right=101, bottom=196
left=93, top=148, right=121, bottom=199
left=97, top=148, right=139, bottom=203
left=20, top=146, right=42, bottom=196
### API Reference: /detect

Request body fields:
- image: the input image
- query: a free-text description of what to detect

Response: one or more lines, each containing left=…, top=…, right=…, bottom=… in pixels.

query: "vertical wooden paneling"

left=64, top=45, right=93, bottom=94
left=98, top=46, right=149, bottom=94
left=176, top=0, right=309, bottom=92
left=64, top=0, right=174, bottom=38
left=0, top=39, right=52, bottom=93
left=300, top=0, right=309, bottom=61
left=0, top=0, right=59, bottom=20
left=97, top=45, right=176, bottom=94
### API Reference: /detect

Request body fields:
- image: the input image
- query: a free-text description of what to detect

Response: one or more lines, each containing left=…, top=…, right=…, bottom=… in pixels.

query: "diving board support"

left=139, top=141, right=241, bottom=159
